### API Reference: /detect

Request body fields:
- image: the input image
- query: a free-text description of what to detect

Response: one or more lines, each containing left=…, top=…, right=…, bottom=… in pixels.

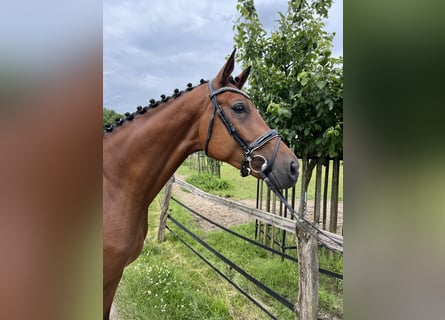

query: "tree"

left=103, top=107, right=123, bottom=127
left=234, top=4, right=343, bottom=318
left=233, top=0, right=343, bottom=159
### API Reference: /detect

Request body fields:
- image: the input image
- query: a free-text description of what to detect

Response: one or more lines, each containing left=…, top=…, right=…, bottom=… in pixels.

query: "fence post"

left=329, top=158, right=340, bottom=233
left=299, top=155, right=308, bottom=218
left=322, top=161, right=330, bottom=230
left=295, top=226, right=319, bottom=320
left=314, top=158, right=323, bottom=224
left=158, top=176, right=174, bottom=242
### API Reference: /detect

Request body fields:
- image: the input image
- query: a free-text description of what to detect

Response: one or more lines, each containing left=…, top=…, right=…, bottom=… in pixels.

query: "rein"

left=204, top=79, right=281, bottom=178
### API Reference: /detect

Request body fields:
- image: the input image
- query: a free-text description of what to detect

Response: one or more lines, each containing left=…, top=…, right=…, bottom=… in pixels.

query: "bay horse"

left=103, top=49, right=299, bottom=319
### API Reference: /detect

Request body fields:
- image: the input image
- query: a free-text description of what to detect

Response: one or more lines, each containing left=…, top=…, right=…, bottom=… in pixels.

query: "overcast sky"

left=103, top=0, right=343, bottom=115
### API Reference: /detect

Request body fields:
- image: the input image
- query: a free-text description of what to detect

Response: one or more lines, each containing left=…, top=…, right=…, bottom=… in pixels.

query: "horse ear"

left=234, top=65, right=251, bottom=89
left=214, top=48, right=236, bottom=86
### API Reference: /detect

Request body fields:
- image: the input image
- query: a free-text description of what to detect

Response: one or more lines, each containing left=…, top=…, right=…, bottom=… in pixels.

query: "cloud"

left=104, top=0, right=343, bottom=114
left=104, top=0, right=237, bottom=113
left=325, top=0, right=343, bottom=57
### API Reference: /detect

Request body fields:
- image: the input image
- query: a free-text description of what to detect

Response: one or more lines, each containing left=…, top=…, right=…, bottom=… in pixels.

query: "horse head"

left=199, top=49, right=299, bottom=189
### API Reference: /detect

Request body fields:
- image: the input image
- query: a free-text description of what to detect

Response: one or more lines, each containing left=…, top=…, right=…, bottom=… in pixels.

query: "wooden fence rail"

left=172, top=177, right=343, bottom=253
left=159, top=175, right=343, bottom=320
left=174, top=177, right=296, bottom=234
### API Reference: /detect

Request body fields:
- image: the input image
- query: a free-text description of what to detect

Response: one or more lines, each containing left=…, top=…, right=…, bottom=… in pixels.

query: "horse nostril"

left=290, top=161, right=299, bottom=178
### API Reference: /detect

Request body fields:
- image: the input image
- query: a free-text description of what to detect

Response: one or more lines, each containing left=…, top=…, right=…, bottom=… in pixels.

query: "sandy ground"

left=171, top=178, right=343, bottom=235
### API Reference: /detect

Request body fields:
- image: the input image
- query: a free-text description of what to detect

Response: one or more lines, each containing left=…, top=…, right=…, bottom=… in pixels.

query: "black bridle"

left=204, top=79, right=282, bottom=177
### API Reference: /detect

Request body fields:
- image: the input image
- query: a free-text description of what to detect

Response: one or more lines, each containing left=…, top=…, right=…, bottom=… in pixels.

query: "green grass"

left=115, top=158, right=343, bottom=319
left=185, top=173, right=233, bottom=195
left=178, top=158, right=343, bottom=201
left=177, top=160, right=259, bottom=200
left=115, top=202, right=278, bottom=320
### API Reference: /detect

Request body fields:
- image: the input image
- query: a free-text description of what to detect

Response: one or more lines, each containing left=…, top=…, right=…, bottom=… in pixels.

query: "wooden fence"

left=158, top=174, right=343, bottom=320
left=256, top=156, right=343, bottom=252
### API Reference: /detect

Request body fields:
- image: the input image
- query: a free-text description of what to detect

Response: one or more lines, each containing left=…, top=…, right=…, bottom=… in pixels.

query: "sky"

left=103, top=0, right=343, bottom=115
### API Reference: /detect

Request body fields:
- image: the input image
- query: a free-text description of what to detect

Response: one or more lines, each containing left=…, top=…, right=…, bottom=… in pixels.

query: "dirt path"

left=171, top=181, right=256, bottom=230
left=171, top=176, right=343, bottom=235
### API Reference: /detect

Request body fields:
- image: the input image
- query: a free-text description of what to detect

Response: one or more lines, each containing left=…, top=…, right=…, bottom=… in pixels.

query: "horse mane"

left=103, top=76, right=240, bottom=134
left=103, top=79, right=208, bottom=134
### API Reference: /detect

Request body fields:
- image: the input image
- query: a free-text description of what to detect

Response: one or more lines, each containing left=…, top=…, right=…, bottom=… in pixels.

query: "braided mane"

left=103, top=79, right=208, bottom=134
left=103, top=76, right=240, bottom=134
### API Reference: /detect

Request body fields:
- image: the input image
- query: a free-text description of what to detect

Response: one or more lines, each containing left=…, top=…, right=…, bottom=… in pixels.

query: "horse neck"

left=103, top=87, right=207, bottom=208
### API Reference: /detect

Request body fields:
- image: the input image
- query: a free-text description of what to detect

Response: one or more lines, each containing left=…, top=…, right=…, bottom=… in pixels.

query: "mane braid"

left=103, top=79, right=209, bottom=134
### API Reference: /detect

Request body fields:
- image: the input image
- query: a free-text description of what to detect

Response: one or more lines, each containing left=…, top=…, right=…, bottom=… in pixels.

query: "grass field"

left=178, top=157, right=343, bottom=201
left=114, top=159, right=343, bottom=319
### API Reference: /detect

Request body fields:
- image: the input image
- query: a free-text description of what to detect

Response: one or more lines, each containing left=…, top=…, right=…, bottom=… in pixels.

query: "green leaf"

left=266, top=101, right=280, bottom=115
left=316, top=80, right=327, bottom=89
left=297, top=71, right=307, bottom=82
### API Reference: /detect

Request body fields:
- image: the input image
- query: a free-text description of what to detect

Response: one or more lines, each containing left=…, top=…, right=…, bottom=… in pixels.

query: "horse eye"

left=232, top=103, right=247, bottom=114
